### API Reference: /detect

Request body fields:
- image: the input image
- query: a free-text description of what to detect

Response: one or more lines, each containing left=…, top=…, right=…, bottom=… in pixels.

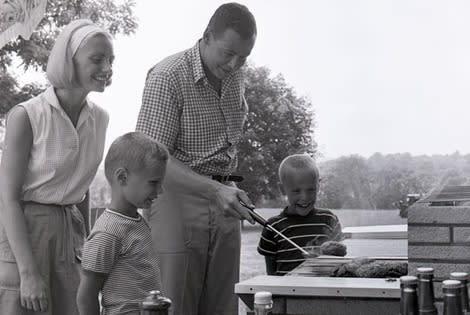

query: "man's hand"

left=212, top=184, right=255, bottom=224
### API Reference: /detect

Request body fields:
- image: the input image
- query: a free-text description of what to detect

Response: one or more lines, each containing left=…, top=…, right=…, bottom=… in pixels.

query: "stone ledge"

left=408, top=226, right=450, bottom=243
left=408, top=245, right=470, bottom=260
left=408, top=204, right=470, bottom=224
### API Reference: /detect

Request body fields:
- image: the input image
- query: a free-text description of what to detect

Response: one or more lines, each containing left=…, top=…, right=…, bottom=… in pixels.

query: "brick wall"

left=408, top=203, right=470, bottom=310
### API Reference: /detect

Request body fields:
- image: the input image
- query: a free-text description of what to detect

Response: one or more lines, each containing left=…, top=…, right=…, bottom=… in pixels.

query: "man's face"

left=203, top=28, right=256, bottom=80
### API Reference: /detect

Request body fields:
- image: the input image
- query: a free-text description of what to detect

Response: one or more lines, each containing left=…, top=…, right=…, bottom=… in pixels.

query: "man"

left=135, top=3, right=257, bottom=315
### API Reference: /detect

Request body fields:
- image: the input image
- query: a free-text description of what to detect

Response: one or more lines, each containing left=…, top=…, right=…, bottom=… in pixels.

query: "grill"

left=418, top=185, right=470, bottom=206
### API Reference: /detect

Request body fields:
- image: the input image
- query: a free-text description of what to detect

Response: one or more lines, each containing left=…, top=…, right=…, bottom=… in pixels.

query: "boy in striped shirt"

left=257, top=154, right=343, bottom=275
left=77, top=132, right=169, bottom=315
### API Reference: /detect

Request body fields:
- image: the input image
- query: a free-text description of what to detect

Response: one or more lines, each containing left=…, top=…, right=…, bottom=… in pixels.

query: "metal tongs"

left=240, top=201, right=310, bottom=256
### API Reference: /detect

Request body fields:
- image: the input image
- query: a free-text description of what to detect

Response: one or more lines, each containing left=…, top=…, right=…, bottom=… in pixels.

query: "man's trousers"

left=149, top=181, right=241, bottom=315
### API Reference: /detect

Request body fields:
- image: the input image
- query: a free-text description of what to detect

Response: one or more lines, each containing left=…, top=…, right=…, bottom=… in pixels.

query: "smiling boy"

left=257, top=154, right=343, bottom=275
left=77, top=132, right=168, bottom=315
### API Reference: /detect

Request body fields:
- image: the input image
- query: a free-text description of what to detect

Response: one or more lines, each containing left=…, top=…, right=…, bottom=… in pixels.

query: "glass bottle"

left=400, top=275, right=419, bottom=315
left=450, top=272, right=470, bottom=314
left=254, top=291, right=273, bottom=315
left=443, top=279, right=464, bottom=315
left=140, top=290, right=172, bottom=315
left=417, top=267, right=437, bottom=315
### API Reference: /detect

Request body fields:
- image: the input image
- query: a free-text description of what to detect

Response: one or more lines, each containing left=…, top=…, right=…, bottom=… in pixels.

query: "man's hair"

left=104, top=132, right=169, bottom=182
left=204, top=2, right=257, bottom=40
left=278, top=154, right=319, bottom=184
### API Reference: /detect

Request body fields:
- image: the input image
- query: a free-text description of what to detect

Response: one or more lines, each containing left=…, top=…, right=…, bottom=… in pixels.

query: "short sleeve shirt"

left=82, top=209, right=162, bottom=315
left=136, top=41, right=248, bottom=176
left=257, top=207, right=343, bottom=275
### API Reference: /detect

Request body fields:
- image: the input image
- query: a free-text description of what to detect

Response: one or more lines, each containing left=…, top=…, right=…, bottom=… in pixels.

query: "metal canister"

left=140, top=290, right=172, bottom=315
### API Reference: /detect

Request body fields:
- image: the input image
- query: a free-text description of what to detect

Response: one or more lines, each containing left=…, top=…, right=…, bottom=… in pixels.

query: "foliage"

left=0, top=0, right=138, bottom=116
left=90, top=168, right=110, bottom=208
left=316, top=152, right=470, bottom=210
left=237, top=65, right=317, bottom=203
left=317, top=155, right=374, bottom=209
left=0, top=72, right=44, bottom=115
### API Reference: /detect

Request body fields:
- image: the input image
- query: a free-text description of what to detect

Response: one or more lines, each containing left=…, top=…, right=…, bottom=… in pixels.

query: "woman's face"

left=73, top=34, right=114, bottom=93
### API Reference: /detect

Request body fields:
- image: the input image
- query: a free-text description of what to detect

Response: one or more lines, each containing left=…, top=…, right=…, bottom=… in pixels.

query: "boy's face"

left=281, top=169, right=318, bottom=216
left=123, top=163, right=166, bottom=210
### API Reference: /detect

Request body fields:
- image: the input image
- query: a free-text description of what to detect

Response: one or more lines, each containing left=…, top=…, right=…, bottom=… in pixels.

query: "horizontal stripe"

left=257, top=207, right=341, bottom=275
left=82, top=210, right=161, bottom=314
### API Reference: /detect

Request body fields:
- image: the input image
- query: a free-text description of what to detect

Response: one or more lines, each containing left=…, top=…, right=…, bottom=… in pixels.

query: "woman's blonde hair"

left=46, top=19, right=112, bottom=89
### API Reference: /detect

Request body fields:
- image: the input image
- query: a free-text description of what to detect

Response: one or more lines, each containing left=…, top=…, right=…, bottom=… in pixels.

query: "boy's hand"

left=20, top=271, right=48, bottom=312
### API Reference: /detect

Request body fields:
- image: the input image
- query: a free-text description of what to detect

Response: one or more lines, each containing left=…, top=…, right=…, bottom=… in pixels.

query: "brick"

left=408, top=226, right=450, bottom=243
left=408, top=261, right=470, bottom=279
left=408, top=245, right=470, bottom=260
left=453, top=227, right=470, bottom=243
left=408, top=204, right=470, bottom=224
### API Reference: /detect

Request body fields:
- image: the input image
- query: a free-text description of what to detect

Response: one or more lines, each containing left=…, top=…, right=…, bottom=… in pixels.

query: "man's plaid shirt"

left=136, top=41, right=248, bottom=176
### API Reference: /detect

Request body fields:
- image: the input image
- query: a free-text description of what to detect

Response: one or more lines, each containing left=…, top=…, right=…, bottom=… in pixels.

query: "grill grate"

left=419, top=185, right=470, bottom=204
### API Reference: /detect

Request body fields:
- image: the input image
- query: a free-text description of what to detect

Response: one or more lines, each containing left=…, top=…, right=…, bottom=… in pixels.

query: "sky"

left=16, top=0, right=470, bottom=160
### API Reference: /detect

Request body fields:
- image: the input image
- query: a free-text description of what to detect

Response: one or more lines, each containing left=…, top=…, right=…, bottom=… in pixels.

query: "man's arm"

left=76, top=269, right=106, bottom=315
left=264, top=256, right=277, bottom=275
left=136, top=71, right=255, bottom=223
left=165, top=156, right=255, bottom=223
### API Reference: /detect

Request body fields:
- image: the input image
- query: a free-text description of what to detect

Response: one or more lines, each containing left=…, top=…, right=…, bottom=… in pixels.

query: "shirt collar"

left=44, top=86, right=94, bottom=128
left=282, top=206, right=315, bottom=217
left=190, top=40, right=206, bottom=84
left=190, top=39, right=239, bottom=86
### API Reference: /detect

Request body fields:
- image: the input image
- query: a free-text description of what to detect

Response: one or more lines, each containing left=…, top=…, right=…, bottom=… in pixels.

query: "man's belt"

left=211, top=175, right=244, bottom=183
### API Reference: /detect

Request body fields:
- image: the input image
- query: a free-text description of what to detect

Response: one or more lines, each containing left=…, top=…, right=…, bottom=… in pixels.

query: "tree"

left=0, top=0, right=138, bottom=117
left=0, top=72, right=44, bottom=116
left=237, top=65, right=317, bottom=204
left=316, top=155, right=374, bottom=209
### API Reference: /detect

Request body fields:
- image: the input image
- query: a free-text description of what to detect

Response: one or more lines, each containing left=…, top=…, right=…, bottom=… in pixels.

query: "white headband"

left=70, top=24, right=106, bottom=57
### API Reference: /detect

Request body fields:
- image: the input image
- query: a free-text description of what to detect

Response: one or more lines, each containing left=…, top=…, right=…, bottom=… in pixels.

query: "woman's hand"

left=20, top=271, right=48, bottom=312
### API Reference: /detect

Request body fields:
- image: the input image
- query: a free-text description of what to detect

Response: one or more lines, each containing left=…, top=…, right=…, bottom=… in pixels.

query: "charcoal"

left=330, top=258, right=407, bottom=278
left=356, top=261, right=408, bottom=278
left=330, top=258, right=375, bottom=277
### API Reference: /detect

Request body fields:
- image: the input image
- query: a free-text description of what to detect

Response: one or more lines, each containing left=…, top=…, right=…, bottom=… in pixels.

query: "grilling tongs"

left=240, top=201, right=310, bottom=256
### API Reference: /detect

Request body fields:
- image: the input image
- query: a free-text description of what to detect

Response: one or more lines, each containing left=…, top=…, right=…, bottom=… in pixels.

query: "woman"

left=0, top=19, right=113, bottom=314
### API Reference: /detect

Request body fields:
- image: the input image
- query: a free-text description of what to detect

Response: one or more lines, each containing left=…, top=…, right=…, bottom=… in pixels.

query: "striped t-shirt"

left=257, top=207, right=342, bottom=275
left=82, top=209, right=162, bottom=315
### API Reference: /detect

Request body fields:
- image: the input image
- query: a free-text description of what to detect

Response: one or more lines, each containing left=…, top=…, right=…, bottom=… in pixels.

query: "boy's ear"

left=115, top=167, right=128, bottom=185
left=278, top=181, right=286, bottom=195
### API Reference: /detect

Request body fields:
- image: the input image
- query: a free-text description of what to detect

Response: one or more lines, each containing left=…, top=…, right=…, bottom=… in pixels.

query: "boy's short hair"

left=104, top=132, right=169, bottom=182
left=204, top=2, right=257, bottom=40
left=278, top=154, right=319, bottom=184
